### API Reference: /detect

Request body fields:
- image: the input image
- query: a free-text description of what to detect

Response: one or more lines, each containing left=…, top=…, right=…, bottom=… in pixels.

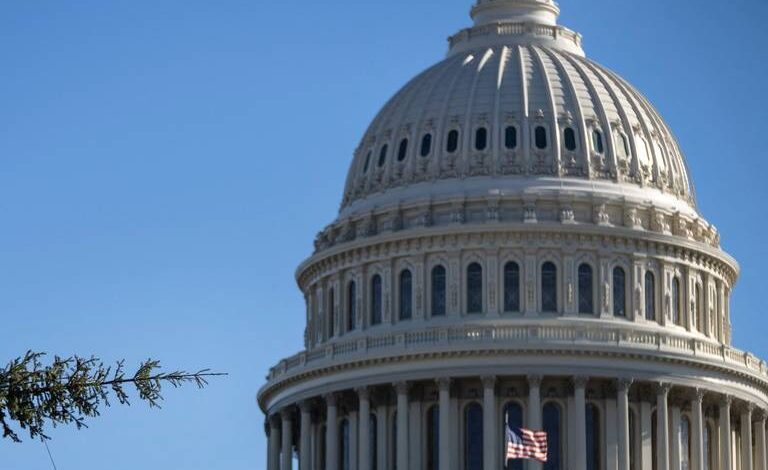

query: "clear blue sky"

left=1, top=0, right=766, bottom=468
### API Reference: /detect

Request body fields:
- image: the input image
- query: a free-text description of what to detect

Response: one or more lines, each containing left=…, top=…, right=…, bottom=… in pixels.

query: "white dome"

left=340, top=0, right=696, bottom=222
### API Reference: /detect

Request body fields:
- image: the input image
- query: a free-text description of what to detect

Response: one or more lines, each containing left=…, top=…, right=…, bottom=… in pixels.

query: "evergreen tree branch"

left=0, top=351, right=225, bottom=442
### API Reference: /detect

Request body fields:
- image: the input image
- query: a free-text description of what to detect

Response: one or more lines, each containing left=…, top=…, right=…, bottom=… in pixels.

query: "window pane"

left=542, top=262, right=558, bottom=313
left=427, top=406, right=440, bottom=470
left=644, top=272, right=656, bottom=321
left=504, top=262, right=521, bottom=313
left=475, top=127, right=488, bottom=151
left=432, top=266, right=447, bottom=317
left=543, top=403, right=562, bottom=470
left=467, top=263, right=483, bottom=314
left=397, top=138, right=408, bottom=161
left=399, top=270, right=413, bottom=321
left=421, top=134, right=432, bottom=157
left=614, top=267, right=627, bottom=317
left=505, top=126, right=517, bottom=149
left=447, top=130, right=459, bottom=153
left=328, top=288, right=335, bottom=338
left=348, top=282, right=356, bottom=331
left=535, top=126, right=547, bottom=150
left=378, top=144, right=388, bottom=167
left=579, top=264, right=594, bottom=314
left=586, top=404, right=601, bottom=470
left=672, top=278, right=681, bottom=326
left=465, top=404, right=484, bottom=470
left=371, top=275, right=382, bottom=325
left=593, top=130, right=604, bottom=154
left=564, top=127, right=577, bottom=151
left=504, top=403, right=524, bottom=470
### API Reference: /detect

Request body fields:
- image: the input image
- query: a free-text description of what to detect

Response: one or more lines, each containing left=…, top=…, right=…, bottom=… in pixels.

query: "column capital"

left=436, top=377, right=452, bottom=391
left=355, top=386, right=370, bottom=400
left=572, top=375, right=589, bottom=389
left=527, top=374, right=543, bottom=387
left=720, top=395, right=734, bottom=407
left=281, top=407, right=294, bottom=420
left=325, top=392, right=338, bottom=407
left=299, top=400, right=313, bottom=413
left=692, top=388, right=705, bottom=404
left=394, top=381, right=410, bottom=395
left=656, top=382, right=672, bottom=396
left=269, top=413, right=282, bottom=429
left=743, top=403, right=755, bottom=416
left=617, top=378, right=633, bottom=392
left=481, top=375, right=497, bottom=389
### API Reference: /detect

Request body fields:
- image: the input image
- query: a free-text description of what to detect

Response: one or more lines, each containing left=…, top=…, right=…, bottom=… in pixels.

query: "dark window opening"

left=446, top=130, right=459, bottom=153
left=475, top=127, right=488, bottom=151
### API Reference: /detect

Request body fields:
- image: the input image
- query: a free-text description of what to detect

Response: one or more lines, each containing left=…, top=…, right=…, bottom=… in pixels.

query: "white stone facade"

left=258, top=1, right=767, bottom=470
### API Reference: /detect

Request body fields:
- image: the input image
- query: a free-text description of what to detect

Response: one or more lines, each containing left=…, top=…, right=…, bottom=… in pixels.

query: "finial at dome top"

left=471, top=0, right=560, bottom=26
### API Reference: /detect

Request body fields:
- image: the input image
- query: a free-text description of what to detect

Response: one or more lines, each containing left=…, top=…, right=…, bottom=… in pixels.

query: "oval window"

left=378, top=144, right=388, bottom=167
left=535, top=126, right=547, bottom=150
left=420, top=133, right=432, bottom=157
left=564, top=127, right=577, bottom=151
left=593, top=130, right=605, bottom=154
left=475, top=127, right=488, bottom=151
left=446, top=130, right=459, bottom=153
left=397, top=138, right=408, bottom=162
left=505, top=126, right=517, bottom=149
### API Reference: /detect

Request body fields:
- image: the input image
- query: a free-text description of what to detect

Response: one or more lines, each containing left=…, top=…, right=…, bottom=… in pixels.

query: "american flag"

left=505, top=425, right=548, bottom=462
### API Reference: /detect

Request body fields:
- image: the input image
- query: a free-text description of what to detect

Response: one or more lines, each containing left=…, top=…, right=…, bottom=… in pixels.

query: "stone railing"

left=265, top=324, right=767, bottom=385
left=448, top=22, right=582, bottom=50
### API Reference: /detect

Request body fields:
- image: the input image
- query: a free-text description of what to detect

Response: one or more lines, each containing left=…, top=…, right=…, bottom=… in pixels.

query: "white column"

left=641, top=401, right=653, bottom=470
left=573, top=376, right=588, bottom=470
left=670, top=406, right=681, bottom=470
left=755, top=415, right=767, bottom=470
left=300, top=403, right=312, bottom=470
left=438, top=378, right=452, bottom=470
left=617, top=379, right=633, bottom=470
left=358, top=388, right=371, bottom=470
left=691, top=390, right=705, bottom=470
left=349, top=411, right=359, bottom=470
left=396, top=382, right=410, bottom=470
left=721, top=397, right=733, bottom=470
left=606, top=397, right=619, bottom=470
left=656, top=384, right=671, bottom=470
left=528, top=375, right=543, bottom=470
left=269, top=416, right=282, bottom=470
left=326, top=394, right=339, bottom=470
left=282, top=409, right=295, bottom=470
left=482, top=376, right=498, bottom=470
left=742, top=406, right=754, bottom=470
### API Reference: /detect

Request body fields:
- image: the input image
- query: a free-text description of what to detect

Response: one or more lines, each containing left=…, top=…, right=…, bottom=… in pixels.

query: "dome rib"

left=529, top=46, right=563, bottom=177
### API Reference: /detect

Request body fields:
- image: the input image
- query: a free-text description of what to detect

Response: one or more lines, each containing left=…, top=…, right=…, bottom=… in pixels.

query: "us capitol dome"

left=258, top=1, right=767, bottom=469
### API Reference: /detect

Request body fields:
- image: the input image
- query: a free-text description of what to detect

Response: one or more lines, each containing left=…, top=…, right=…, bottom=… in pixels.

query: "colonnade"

left=265, top=376, right=768, bottom=470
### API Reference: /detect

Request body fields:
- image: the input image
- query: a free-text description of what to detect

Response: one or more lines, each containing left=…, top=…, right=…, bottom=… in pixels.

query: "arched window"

left=504, top=403, right=524, bottom=470
left=464, top=403, right=484, bottom=470
left=432, top=265, right=447, bottom=317
left=447, top=129, right=460, bottom=153
left=467, top=263, right=483, bottom=314
left=370, top=414, right=378, bottom=470
left=475, top=127, right=488, bottom=151
left=421, top=133, right=433, bottom=157
left=340, top=419, right=350, bottom=470
left=399, top=270, right=413, bottom=321
left=672, top=278, right=682, bottom=326
left=613, top=267, right=627, bottom=317
left=378, top=144, right=388, bottom=167
left=619, top=133, right=631, bottom=158
left=504, top=262, right=521, bottom=313
left=347, top=281, right=356, bottom=332
left=586, top=404, right=601, bottom=470
left=397, top=138, right=408, bottom=162
left=645, top=272, right=656, bottom=321
left=541, top=262, right=558, bottom=313
left=328, top=288, right=335, bottom=339
left=564, top=127, right=577, bottom=151
left=505, top=126, right=518, bottom=149
left=593, top=129, right=605, bottom=154
left=543, top=403, right=563, bottom=470
left=426, top=406, right=440, bottom=470
left=579, top=264, right=594, bottom=315
left=363, top=151, right=372, bottom=174
left=535, top=126, right=548, bottom=150
left=371, top=275, right=382, bottom=326
left=680, top=417, right=691, bottom=470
